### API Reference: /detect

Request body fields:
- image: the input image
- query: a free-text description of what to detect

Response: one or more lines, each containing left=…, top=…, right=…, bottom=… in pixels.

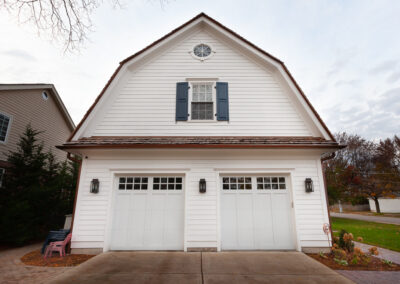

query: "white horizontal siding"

left=71, top=149, right=329, bottom=251
left=89, top=28, right=312, bottom=137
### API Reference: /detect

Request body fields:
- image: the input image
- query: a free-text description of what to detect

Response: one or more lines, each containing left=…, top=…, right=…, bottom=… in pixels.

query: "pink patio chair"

left=44, top=233, right=72, bottom=259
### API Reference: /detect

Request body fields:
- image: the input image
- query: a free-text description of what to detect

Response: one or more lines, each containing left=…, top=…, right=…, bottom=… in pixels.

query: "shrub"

left=332, top=248, right=347, bottom=260
left=0, top=125, right=78, bottom=245
left=334, top=258, right=348, bottom=266
left=338, top=229, right=354, bottom=252
left=353, top=247, right=364, bottom=257
left=351, top=256, right=359, bottom=265
left=369, top=247, right=379, bottom=256
left=319, top=251, right=327, bottom=259
left=381, top=259, right=394, bottom=267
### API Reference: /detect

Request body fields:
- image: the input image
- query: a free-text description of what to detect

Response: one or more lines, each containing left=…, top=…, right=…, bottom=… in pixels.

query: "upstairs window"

left=190, top=83, right=215, bottom=120
left=0, top=113, right=11, bottom=143
left=175, top=81, right=229, bottom=122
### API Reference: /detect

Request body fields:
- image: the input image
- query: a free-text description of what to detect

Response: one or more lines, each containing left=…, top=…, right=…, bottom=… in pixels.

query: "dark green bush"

left=0, top=125, right=78, bottom=245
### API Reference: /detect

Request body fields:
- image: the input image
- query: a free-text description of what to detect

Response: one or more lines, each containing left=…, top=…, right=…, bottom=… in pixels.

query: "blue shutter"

left=176, top=82, right=189, bottom=121
left=216, top=82, right=229, bottom=121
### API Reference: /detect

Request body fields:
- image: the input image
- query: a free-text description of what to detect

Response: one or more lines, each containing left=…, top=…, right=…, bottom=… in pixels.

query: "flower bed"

left=21, top=249, right=94, bottom=267
left=308, top=228, right=400, bottom=271
left=308, top=253, right=400, bottom=271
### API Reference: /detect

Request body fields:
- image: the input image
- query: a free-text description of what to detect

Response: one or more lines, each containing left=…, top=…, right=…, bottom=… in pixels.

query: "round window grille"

left=193, top=44, right=212, bottom=58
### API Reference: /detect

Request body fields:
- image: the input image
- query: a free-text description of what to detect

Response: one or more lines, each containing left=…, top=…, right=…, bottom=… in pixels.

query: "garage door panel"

left=221, top=176, right=295, bottom=250
left=110, top=176, right=184, bottom=250
left=253, top=194, right=274, bottom=248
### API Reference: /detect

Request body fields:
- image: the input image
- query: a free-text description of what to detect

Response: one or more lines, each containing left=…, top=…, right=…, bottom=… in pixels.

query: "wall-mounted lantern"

left=199, top=179, right=206, bottom=193
left=90, top=179, right=100, bottom=194
left=305, top=178, right=313, bottom=193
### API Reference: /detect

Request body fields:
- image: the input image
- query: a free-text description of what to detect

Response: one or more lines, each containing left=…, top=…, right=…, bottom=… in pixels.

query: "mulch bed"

left=308, top=253, right=400, bottom=271
left=21, top=249, right=94, bottom=267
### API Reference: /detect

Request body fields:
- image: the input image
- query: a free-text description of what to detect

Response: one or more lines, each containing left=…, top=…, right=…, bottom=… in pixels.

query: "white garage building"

left=59, top=13, right=343, bottom=253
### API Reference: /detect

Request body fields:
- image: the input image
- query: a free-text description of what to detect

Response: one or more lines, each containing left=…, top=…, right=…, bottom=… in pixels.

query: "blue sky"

left=0, top=0, right=399, bottom=139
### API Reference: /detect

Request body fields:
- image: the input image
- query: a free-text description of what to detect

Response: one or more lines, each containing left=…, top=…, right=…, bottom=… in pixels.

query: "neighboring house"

left=369, top=197, right=400, bottom=213
left=58, top=13, right=343, bottom=254
left=0, top=84, right=75, bottom=185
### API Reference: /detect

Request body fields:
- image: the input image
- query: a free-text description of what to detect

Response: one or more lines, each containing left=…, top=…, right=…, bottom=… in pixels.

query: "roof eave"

left=57, top=144, right=345, bottom=151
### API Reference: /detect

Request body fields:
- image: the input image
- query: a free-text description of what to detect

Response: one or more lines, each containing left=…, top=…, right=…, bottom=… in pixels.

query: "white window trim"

left=0, top=111, right=12, bottom=144
left=188, top=81, right=217, bottom=123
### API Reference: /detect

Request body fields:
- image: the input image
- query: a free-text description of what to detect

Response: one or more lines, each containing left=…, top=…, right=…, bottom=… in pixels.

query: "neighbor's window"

left=0, top=113, right=11, bottom=143
left=191, top=83, right=214, bottom=120
left=0, top=168, right=4, bottom=188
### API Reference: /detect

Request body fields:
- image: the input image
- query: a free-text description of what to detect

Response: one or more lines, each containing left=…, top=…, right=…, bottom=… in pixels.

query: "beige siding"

left=87, top=28, right=313, bottom=137
left=71, top=149, right=330, bottom=251
left=0, top=89, right=72, bottom=162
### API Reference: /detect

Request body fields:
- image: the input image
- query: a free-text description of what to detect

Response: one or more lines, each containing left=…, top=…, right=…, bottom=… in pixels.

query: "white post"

left=338, top=199, right=343, bottom=213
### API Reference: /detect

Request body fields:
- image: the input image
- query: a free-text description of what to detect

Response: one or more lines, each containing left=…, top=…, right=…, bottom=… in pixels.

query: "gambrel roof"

left=65, top=13, right=338, bottom=149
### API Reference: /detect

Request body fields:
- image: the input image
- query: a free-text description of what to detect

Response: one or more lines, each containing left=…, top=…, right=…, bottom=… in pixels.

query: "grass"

left=331, top=217, right=400, bottom=252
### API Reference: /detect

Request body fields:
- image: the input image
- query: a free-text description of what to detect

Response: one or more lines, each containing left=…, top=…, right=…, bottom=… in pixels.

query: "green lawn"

left=331, top=217, right=400, bottom=252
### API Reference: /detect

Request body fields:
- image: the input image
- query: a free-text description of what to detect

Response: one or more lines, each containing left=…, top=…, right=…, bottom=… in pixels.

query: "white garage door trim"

left=218, top=173, right=297, bottom=251
left=107, top=174, right=185, bottom=251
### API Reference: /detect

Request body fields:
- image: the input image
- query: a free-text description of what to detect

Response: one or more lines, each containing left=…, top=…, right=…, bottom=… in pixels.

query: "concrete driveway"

left=46, top=251, right=353, bottom=284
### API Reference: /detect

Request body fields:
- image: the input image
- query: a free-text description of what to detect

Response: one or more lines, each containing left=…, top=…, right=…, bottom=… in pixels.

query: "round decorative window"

left=42, top=91, right=49, bottom=100
left=193, top=44, right=212, bottom=58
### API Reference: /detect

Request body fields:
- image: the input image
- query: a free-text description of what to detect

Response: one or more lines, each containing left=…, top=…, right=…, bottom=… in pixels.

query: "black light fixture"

left=305, top=178, right=313, bottom=193
left=199, top=179, right=206, bottom=193
left=90, top=179, right=100, bottom=194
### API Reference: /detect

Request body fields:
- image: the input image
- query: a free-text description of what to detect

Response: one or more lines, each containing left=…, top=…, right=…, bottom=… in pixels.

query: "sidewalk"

left=331, top=212, right=400, bottom=225
left=354, top=241, right=400, bottom=265
left=337, top=271, right=400, bottom=284
left=0, top=243, right=71, bottom=284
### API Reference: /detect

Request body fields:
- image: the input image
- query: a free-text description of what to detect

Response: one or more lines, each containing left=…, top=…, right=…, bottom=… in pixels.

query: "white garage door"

left=110, top=176, right=184, bottom=250
left=221, top=176, right=295, bottom=250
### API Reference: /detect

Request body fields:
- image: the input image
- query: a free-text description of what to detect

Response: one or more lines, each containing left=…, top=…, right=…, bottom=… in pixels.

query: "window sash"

left=0, top=113, right=10, bottom=142
left=191, top=102, right=213, bottom=120
left=189, top=82, right=215, bottom=121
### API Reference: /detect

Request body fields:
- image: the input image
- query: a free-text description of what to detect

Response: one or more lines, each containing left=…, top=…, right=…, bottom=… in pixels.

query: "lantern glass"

left=90, top=179, right=99, bottom=193
left=305, top=178, right=313, bottom=193
left=199, top=179, right=206, bottom=193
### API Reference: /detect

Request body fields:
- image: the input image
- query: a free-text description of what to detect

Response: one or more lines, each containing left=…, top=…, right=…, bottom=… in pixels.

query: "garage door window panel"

left=222, top=177, right=252, bottom=190
left=118, top=177, right=148, bottom=190
left=257, top=176, right=286, bottom=190
left=153, top=177, right=182, bottom=190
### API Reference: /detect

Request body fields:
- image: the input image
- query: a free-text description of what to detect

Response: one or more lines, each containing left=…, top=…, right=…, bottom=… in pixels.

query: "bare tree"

left=0, top=0, right=121, bottom=52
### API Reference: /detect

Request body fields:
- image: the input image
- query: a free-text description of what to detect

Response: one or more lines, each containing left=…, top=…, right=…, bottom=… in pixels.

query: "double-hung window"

left=190, top=82, right=215, bottom=121
left=0, top=112, right=11, bottom=143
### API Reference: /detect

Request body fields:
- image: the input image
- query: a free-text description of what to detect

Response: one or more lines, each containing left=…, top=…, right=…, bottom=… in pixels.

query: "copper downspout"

left=321, top=152, right=336, bottom=247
